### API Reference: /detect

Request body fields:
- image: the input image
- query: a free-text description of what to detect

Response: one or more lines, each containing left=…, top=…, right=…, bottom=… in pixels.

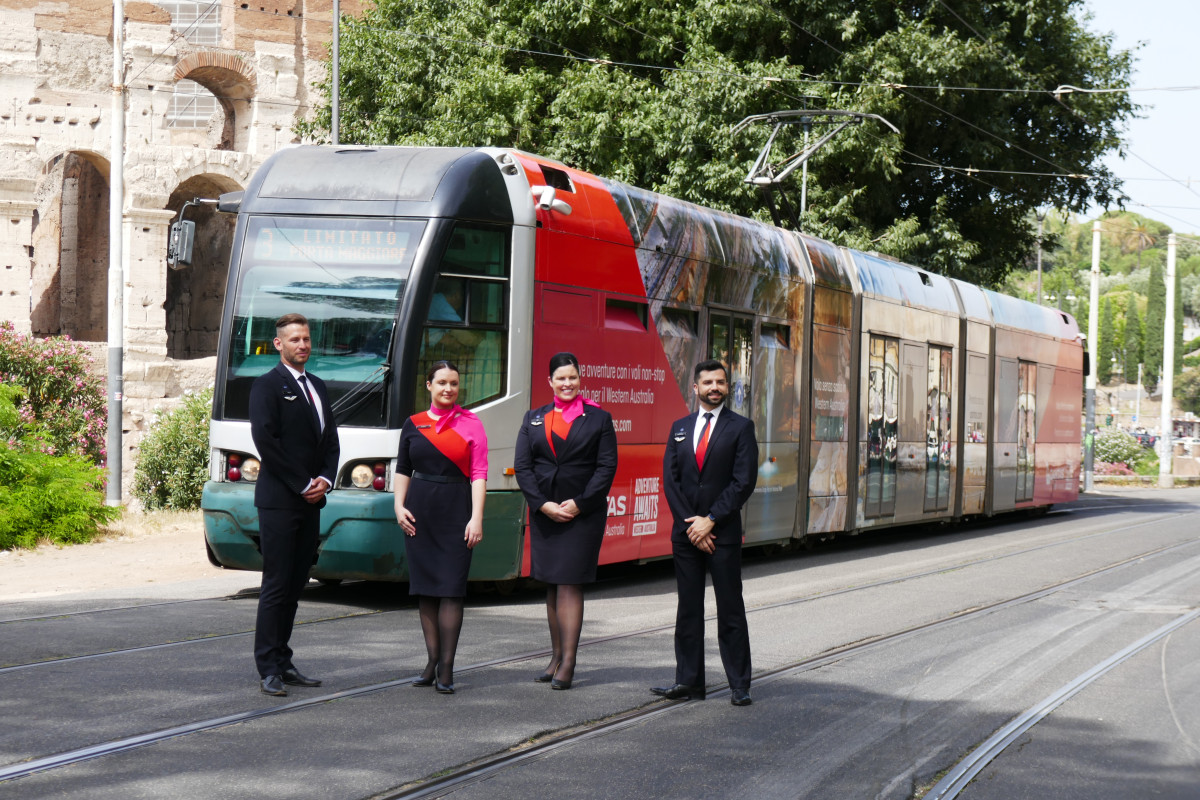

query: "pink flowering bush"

left=1095, top=461, right=1137, bottom=477
left=0, top=322, right=106, bottom=465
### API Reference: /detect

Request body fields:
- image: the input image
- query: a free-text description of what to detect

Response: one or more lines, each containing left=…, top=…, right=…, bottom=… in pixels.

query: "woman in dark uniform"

left=514, top=352, right=618, bottom=689
left=394, top=361, right=488, bottom=694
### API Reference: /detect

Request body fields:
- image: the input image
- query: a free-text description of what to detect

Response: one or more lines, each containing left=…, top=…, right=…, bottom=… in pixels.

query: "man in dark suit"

left=653, top=359, right=759, bottom=706
left=249, top=313, right=340, bottom=696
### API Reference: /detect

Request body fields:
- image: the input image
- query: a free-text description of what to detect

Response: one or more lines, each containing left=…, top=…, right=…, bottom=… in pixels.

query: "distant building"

left=0, top=0, right=359, bottom=492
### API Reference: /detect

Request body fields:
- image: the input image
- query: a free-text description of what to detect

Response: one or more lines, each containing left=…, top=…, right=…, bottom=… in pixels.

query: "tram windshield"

left=221, top=215, right=426, bottom=426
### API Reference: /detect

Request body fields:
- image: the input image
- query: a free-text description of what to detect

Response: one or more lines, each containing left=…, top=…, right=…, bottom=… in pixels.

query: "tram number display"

left=253, top=225, right=410, bottom=266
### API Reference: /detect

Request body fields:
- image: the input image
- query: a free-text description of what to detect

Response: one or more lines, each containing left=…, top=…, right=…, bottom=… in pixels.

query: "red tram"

left=200, top=146, right=1083, bottom=581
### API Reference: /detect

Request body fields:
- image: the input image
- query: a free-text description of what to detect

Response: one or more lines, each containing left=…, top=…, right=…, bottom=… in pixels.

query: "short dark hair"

left=693, top=359, right=728, bottom=382
left=548, top=351, right=580, bottom=377
left=425, top=360, right=460, bottom=383
left=275, top=313, right=309, bottom=332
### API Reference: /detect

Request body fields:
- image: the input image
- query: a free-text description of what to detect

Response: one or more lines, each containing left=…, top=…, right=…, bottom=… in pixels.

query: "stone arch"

left=30, top=151, right=111, bottom=341
left=165, top=173, right=242, bottom=359
left=173, top=53, right=257, bottom=152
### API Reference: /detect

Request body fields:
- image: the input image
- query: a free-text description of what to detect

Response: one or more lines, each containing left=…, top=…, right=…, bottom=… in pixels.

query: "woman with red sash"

left=514, top=352, right=618, bottom=689
left=394, top=360, right=488, bottom=694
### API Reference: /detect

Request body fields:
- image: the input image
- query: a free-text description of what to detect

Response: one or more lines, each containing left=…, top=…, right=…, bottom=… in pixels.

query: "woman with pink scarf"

left=394, top=360, right=488, bottom=694
left=514, top=352, right=618, bottom=690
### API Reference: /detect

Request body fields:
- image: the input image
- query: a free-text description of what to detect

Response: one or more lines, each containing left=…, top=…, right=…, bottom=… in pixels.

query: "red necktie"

left=695, top=412, right=713, bottom=470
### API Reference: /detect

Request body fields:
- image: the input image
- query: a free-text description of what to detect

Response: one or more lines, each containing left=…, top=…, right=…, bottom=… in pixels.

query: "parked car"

left=1133, top=431, right=1157, bottom=448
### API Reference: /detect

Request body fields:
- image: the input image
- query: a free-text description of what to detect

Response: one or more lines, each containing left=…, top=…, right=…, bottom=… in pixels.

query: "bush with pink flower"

left=0, top=322, right=106, bottom=465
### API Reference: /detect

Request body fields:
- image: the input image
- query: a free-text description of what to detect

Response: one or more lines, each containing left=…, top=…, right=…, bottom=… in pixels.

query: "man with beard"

left=652, top=359, right=759, bottom=706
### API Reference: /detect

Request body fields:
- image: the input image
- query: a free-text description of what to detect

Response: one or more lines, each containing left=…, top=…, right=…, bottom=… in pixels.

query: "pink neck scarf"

left=552, top=394, right=601, bottom=424
left=427, top=403, right=488, bottom=481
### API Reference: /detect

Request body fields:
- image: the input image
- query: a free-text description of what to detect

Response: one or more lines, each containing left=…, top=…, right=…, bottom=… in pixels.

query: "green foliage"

left=133, top=390, right=214, bottom=511
left=1092, top=427, right=1145, bottom=470
left=302, top=0, right=1136, bottom=288
left=0, top=390, right=119, bottom=550
left=1097, top=296, right=1113, bottom=384
left=0, top=322, right=107, bottom=465
left=1177, top=369, right=1200, bottom=415
left=1143, top=259, right=1164, bottom=393
left=1123, top=299, right=1142, bottom=383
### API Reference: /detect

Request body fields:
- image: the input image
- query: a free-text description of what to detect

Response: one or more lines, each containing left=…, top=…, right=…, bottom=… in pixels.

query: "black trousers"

left=671, top=539, right=752, bottom=690
left=254, top=506, right=320, bottom=677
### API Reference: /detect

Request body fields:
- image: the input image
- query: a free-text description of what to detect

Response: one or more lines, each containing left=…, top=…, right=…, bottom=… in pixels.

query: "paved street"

left=2, top=489, right=1198, bottom=799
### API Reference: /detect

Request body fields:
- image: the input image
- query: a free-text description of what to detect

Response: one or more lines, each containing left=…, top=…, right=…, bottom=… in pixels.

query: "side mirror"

left=167, top=219, right=195, bottom=270
left=218, top=191, right=244, bottom=214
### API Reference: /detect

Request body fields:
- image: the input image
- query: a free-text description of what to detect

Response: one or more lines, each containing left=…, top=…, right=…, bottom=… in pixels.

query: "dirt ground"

left=0, top=510, right=254, bottom=602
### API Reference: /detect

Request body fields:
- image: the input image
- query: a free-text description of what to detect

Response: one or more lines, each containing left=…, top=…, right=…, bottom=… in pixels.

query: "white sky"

left=1079, top=0, right=1200, bottom=234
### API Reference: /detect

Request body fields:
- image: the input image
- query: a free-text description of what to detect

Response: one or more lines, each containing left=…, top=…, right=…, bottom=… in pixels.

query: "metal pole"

left=1158, top=233, right=1177, bottom=487
left=799, top=123, right=809, bottom=218
left=1084, top=220, right=1100, bottom=491
left=331, top=0, right=340, bottom=145
left=106, top=0, right=125, bottom=505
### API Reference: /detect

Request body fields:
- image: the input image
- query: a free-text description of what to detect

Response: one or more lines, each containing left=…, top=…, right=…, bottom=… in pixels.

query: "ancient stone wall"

left=0, top=0, right=361, bottom=498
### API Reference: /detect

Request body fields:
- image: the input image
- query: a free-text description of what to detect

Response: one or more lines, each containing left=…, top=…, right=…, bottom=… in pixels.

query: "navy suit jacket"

left=662, top=408, right=758, bottom=545
left=249, top=362, right=341, bottom=511
left=514, top=402, right=618, bottom=518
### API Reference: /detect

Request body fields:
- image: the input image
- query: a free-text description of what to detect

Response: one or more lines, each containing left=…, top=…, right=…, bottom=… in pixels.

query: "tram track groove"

left=2, top=531, right=1197, bottom=787
left=0, top=509, right=1188, bottom=676
left=369, top=536, right=1200, bottom=800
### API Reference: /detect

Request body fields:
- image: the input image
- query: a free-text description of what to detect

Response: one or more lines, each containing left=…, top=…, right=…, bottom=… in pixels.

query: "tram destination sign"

left=253, top=224, right=410, bottom=266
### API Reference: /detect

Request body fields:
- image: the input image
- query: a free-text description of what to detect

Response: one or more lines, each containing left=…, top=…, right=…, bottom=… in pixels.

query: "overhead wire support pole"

left=107, top=0, right=126, bottom=505
left=1159, top=233, right=1177, bottom=488
left=1084, top=220, right=1100, bottom=492
left=331, top=0, right=340, bottom=145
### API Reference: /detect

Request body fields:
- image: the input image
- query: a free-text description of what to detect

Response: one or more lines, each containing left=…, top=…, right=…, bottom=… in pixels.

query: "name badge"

left=416, top=424, right=432, bottom=429
left=673, top=430, right=687, bottom=442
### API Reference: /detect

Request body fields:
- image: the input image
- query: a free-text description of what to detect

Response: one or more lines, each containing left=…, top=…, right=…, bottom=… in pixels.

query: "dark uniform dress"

left=514, top=403, right=618, bottom=584
left=396, top=411, right=476, bottom=597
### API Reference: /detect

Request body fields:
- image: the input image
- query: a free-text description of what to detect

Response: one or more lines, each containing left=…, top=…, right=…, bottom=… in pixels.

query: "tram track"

left=2, top=517, right=1197, bottom=787
left=0, top=508, right=1187, bottom=677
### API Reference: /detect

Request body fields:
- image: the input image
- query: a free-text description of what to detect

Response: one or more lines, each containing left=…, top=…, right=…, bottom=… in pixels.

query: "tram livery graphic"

left=200, top=146, right=1083, bottom=582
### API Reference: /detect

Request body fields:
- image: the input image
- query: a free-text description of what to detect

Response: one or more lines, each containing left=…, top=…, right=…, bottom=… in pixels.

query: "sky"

left=1078, top=0, right=1200, bottom=234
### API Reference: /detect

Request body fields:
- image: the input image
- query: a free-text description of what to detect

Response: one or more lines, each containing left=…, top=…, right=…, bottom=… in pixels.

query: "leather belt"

left=412, top=471, right=468, bottom=484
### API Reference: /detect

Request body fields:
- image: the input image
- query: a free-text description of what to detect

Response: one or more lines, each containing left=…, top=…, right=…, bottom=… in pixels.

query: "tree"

left=1097, top=296, right=1113, bottom=384
left=1177, top=369, right=1200, bottom=415
left=1144, top=258, right=1164, bottom=393
left=302, top=0, right=1136, bottom=287
left=1124, top=298, right=1142, bottom=384
left=1175, top=268, right=1184, bottom=377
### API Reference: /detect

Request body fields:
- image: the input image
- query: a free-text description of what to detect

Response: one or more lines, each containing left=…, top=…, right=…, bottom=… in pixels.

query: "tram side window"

left=417, top=226, right=509, bottom=410
left=865, top=335, right=899, bottom=518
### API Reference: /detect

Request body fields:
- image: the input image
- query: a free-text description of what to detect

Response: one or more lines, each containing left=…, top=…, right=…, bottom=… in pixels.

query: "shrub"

left=133, top=389, right=213, bottom=511
left=0, top=387, right=119, bottom=550
left=1095, top=461, right=1136, bottom=477
left=0, top=322, right=106, bottom=464
left=1092, top=427, right=1145, bottom=469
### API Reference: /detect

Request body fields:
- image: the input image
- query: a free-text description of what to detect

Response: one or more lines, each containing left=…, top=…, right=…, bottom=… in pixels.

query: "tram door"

left=924, top=346, right=953, bottom=512
left=1015, top=361, right=1036, bottom=502
left=709, top=312, right=754, bottom=417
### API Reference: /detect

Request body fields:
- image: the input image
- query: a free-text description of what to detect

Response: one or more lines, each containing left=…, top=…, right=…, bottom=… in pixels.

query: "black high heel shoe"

left=435, top=680, right=455, bottom=694
left=550, top=677, right=572, bottom=690
left=535, top=658, right=561, bottom=683
left=411, top=674, right=435, bottom=687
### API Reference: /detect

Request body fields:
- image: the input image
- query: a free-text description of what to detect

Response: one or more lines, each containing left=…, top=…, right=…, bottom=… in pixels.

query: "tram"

left=198, top=146, right=1083, bottom=582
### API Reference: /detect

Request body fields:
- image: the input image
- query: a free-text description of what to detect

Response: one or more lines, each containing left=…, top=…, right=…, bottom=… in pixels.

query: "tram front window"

left=222, top=216, right=426, bottom=426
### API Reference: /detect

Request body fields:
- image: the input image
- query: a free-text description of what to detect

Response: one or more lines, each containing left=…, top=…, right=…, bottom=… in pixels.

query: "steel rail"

left=924, top=607, right=1200, bottom=800
left=3, top=531, right=1194, bottom=787
left=0, top=509, right=1185, bottom=677
left=373, top=536, right=1200, bottom=799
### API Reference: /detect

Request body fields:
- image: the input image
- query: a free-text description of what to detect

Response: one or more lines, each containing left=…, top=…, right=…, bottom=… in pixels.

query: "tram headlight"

left=240, top=458, right=260, bottom=482
left=350, top=463, right=374, bottom=489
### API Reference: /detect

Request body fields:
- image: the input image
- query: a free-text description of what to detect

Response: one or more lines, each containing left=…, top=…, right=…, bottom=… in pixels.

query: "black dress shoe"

left=282, top=668, right=322, bottom=687
left=650, top=683, right=705, bottom=700
left=550, top=677, right=572, bottom=690
left=260, top=674, right=287, bottom=696
left=435, top=681, right=455, bottom=694
left=411, top=674, right=436, bottom=687
left=730, top=687, right=753, bottom=706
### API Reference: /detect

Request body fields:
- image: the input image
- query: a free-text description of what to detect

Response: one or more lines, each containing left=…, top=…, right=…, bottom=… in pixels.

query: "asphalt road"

left=2, top=489, right=1198, bottom=799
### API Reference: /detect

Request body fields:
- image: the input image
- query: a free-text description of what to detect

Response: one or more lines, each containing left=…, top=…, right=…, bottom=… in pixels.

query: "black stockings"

left=417, top=595, right=464, bottom=685
left=544, top=584, right=584, bottom=682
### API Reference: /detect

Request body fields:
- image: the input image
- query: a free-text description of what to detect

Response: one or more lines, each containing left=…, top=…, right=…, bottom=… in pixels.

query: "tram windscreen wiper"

left=330, top=360, right=391, bottom=425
